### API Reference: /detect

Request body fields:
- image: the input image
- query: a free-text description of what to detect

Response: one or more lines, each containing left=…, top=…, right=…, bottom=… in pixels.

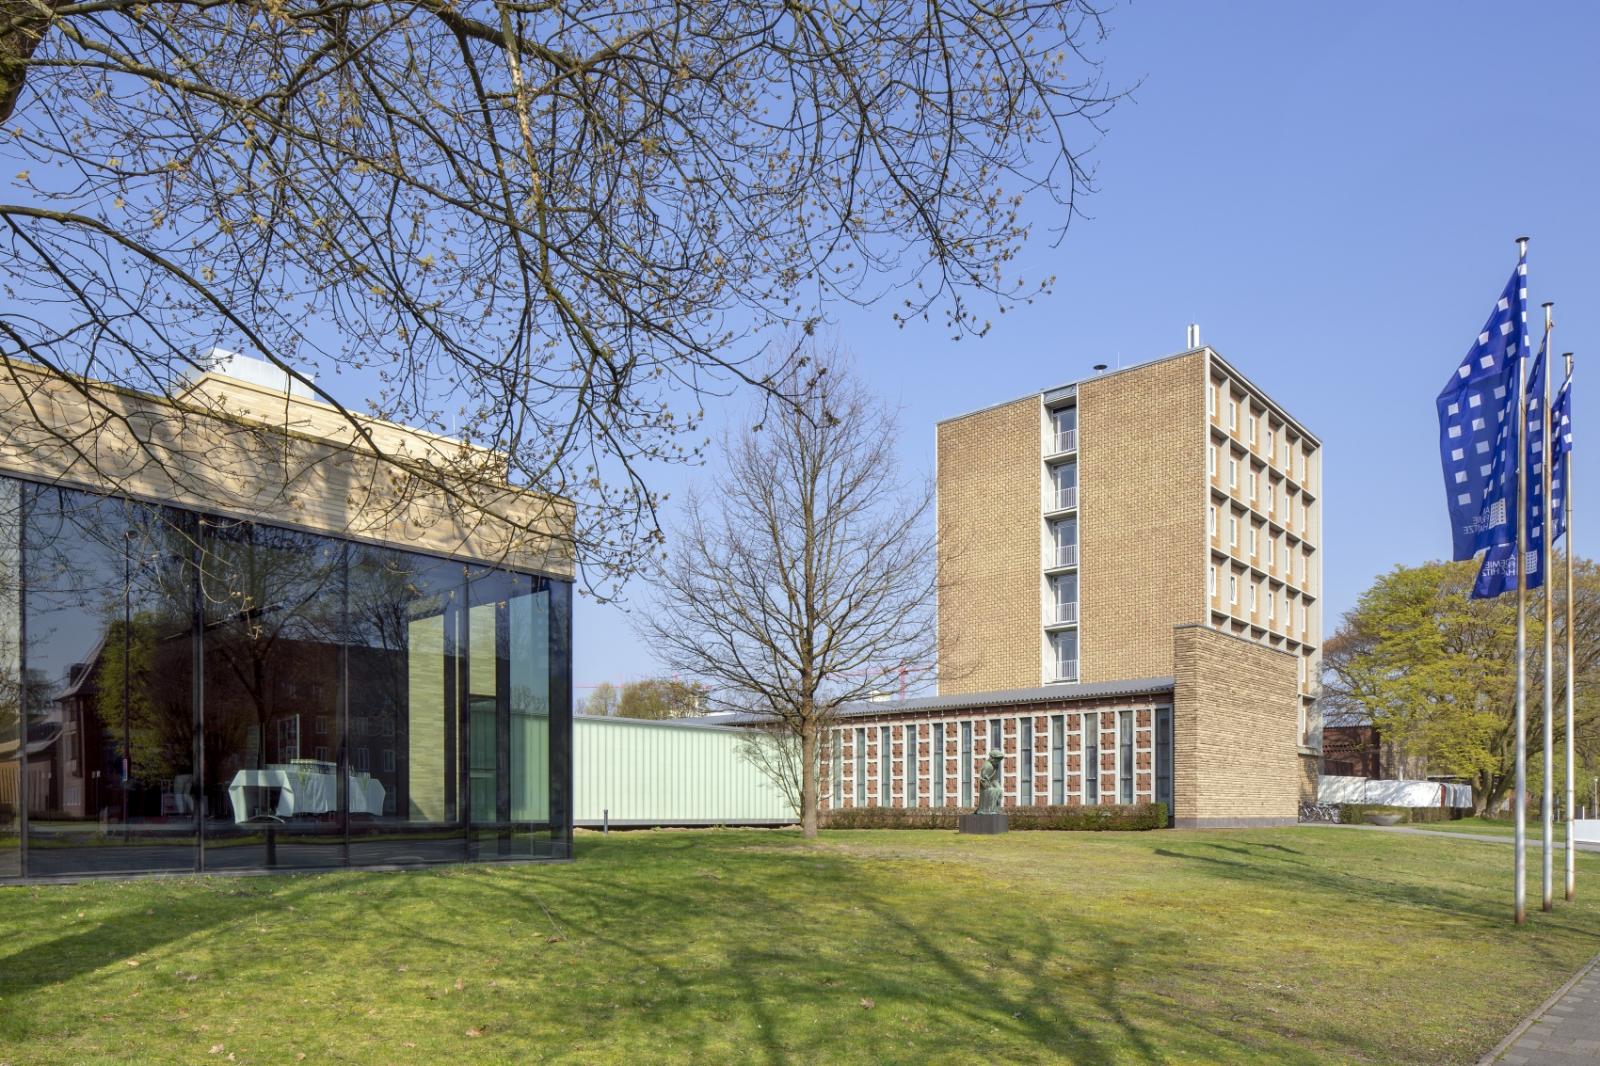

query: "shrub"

left=819, top=802, right=1168, bottom=832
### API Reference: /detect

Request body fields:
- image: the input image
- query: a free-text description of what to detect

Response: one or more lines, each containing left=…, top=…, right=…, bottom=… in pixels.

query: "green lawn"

left=1402, top=816, right=1568, bottom=842
left=3, top=827, right=1599, bottom=1065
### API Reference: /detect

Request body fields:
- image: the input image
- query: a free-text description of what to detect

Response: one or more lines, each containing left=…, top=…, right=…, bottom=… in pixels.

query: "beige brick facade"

left=1078, top=352, right=1208, bottom=681
left=936, top=396, right=1041, bottom=694
left=1171, top=625, right=1300, bottom=826
left=927, top=344, right=1322, bottom=825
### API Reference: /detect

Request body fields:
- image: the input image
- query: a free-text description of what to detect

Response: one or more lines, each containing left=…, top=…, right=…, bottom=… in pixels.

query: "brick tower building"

left=818, top=339, right=1322, bottom=828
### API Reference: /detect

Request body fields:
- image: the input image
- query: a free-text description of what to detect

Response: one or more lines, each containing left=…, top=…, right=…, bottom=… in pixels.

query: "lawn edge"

left=1474, top=949, right=1600, bottom=1066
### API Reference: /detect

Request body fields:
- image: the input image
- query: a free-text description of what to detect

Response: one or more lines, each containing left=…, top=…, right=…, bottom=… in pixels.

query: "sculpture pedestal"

left=958, top=813, right=1009, bottom=835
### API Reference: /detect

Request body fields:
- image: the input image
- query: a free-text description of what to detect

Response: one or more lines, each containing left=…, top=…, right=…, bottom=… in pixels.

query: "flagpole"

left=1541, top=302, right=1555, bottom=913
left=1564, top=350, right=1576, bottom=902
left=1514, top=236, right=1529, bottom=925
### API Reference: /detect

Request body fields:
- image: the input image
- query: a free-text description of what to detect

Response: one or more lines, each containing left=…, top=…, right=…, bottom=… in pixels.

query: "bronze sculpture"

left=975, top=750, right=1005, bottom=815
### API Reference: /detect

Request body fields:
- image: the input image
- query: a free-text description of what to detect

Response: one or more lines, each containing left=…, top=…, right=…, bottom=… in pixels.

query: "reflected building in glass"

left=0, top=353, right=572, bottom=880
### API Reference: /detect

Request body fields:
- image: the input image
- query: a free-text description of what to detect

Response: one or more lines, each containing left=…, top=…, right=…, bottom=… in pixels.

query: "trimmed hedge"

left=819, top=802, right=1168, bottom=832
left=1338, top=803, right=1463, bottom=825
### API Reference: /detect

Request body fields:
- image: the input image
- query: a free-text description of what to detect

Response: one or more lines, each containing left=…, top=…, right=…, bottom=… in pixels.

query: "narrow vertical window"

left=904, top=723, right=918, bottom=808
left=831, top=729, right=842, bottom=808
left=1084, top=715, right=1100, bottom=805
left=1118, top=710, right=1134, bottom=805
left=878, top=725, right=891, bottom=806
left=960, top=721, right=973, bottom=807
left=1155, top=708, right=1173, bottom=816
left=1050, top=715, right=1065, bottom=805
left=933, top=723, right=946, bottom=806
left=855, top=727, right=866, bottom=806
left=989, top=718, right=1002, bottom=753
left=1020, top=718, right=1034, bottom=805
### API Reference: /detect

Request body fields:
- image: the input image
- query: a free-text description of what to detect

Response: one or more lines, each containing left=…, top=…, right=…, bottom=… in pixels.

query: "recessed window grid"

left=1083, top=714, right=1099, bottom=805
left=1155, top=708, right=1174, bottom=813
left=831, top=729, right=843, bottom=808
left=1020, top=718, right=1033, bottom=804
left=878, top=725, right=891, bottom=806
left=1118, top=711, right=1134, bottom=805
left=1050, top=715, right=1065, bottom=805
left=855, top=727, right=866, bottom=806
left=960, top=721, right=973, bottom=807
left=904, top=723, right=918, bottom=808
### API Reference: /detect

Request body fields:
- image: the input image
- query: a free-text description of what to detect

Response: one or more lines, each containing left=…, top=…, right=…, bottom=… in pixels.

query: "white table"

left=227, top=768, right=386, bottom=823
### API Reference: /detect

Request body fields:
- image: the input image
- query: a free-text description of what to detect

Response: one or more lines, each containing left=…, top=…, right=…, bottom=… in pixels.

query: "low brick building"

left=821, top=337, right=1319, bottom=828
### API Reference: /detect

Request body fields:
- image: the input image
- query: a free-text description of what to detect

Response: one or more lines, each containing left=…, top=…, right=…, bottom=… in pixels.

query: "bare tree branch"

left=1, top=0, right=1119, bottom=592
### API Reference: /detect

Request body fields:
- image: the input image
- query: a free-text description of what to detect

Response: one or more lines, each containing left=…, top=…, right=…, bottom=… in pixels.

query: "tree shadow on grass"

left=1153, top=842, right=1600, bottom=943
left=456, top=836, right=1369, bottom=1065
left=0, top=874, right=346, bottom=1014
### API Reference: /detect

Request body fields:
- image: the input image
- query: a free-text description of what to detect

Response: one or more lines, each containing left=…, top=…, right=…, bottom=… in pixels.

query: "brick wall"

left=1078, top=352, right=1208, bottom=682
left=1171, top=624, right=1300, bottom=827
left=936, top=396, right=1042, bottom=693
left=818, top=691, right=1169, bottom=812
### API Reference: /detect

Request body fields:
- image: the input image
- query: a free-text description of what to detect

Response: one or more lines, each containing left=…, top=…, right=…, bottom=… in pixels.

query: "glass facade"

left=0, top=479, right=571, bottom=880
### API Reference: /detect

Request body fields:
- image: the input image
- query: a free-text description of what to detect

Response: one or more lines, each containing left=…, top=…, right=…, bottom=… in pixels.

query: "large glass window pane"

left=0, top=479, right=21, bottom=878
left=345, top=546, right=466, bottom=866
left=466, top=569, right=563, bottom=860
left=22, top=486, right=198, bottom=875
left=199, top=519, right=345, bottom=870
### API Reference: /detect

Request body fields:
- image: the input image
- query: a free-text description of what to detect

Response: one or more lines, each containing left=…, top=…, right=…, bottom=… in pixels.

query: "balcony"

left=1047, top=602, right=1079, bottom=626
left=1049, top=486, right=1078, bottom=512
left=1050, top=428, right=1078, bottom=455
left=1049, top=543, right=1079, bottom=569
left=1053, top=660, right=1080, bottom=683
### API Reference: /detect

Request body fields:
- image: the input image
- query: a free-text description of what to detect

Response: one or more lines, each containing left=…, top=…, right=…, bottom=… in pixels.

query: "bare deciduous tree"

left=639, top=346, right=939, bottom=837
left=0, top=0, right=1119, bottom=589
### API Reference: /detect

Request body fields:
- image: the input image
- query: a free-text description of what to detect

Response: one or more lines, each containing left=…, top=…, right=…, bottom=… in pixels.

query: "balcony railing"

left=1050, top=486, right=1078, bottom=512
left=1051, top=428, right=1078, bottom=454
left=1049, top=602, right=1079, bottom=625
left=1054, top=660, right=1080, bottom=683
left=1051, top=543, right=1078, bottom=568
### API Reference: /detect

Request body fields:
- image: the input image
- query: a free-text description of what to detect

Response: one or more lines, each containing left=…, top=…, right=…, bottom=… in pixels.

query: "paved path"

left=1480, top=953, right=1600, bottom=1065
left=1304, top=822, right=1600, bottom=853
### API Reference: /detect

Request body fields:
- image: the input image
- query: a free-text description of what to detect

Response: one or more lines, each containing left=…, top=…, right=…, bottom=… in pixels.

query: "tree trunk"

left=0, top=0, right=58, bottom=123
left=799, top=717, right=818, bottom=839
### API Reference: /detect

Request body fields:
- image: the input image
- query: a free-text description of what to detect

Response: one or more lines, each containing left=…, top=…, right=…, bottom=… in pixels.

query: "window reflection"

left=21, top=487, right=198, bottom=875
left=200, top=519, right=345, bottom=869
left=0, top=477, right=570, bottom=879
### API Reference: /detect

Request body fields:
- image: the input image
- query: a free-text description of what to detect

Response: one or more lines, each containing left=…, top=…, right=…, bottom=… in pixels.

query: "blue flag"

left=1473, top=338, right=1548, bottom=598
left=1550, top=371, right=1572, bottom=542
left=1439, top=254, right=1526, bottom=563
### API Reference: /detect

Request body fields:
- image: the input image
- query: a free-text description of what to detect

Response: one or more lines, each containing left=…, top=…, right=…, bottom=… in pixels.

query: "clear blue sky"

left=574, top=0, right=1600, bottom=695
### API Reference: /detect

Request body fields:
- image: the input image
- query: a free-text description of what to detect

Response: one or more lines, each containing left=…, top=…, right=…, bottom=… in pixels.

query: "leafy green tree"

left=615, top=679, right=706, bottom=721
left=1322, top=556, right=1600, bottom=813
